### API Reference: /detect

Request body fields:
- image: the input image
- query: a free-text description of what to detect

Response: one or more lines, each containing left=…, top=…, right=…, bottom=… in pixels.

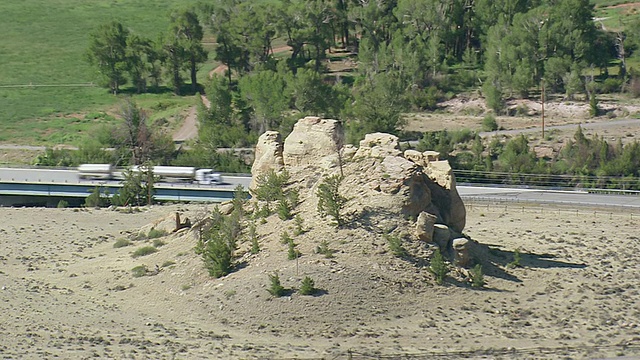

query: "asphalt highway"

left=0, top=167, right=252, bottom=190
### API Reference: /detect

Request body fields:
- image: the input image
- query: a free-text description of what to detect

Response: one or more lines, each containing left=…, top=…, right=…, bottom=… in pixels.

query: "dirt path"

left=603, top=1, right=640, bottom=9
left=171, top=94, right=209, bottom=143
left=174, top=45, right=292, bottom=143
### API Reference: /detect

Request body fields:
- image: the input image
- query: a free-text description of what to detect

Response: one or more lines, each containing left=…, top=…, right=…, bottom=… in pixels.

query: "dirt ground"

left=1, top=202, right=639, bottom=359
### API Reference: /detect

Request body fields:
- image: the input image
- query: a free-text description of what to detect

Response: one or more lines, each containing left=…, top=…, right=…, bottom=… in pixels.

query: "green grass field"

left=592, top=0, right=640, bottom=31
left=0, top=0, right=210, bottom=145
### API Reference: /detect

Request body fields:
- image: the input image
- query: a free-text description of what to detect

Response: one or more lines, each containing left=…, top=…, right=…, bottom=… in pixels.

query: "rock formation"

left=250, top=131, right=284, bottom=190
left=282, top=116, right=344, bottom=168
left=251, top=117, right=468, bottom=256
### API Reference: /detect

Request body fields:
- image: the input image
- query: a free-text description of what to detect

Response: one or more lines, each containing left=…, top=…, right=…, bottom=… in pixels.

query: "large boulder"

left=452, top=238, right=472, bottom=267
left=250, top=131, right=284, bottom=190
left=422, top=160, right=466, bottom=233
left=283, top=117, right=343, bottom=168
left=415, top=211, right=438, bottom=243
left=354, top=133, right=402, bottom=159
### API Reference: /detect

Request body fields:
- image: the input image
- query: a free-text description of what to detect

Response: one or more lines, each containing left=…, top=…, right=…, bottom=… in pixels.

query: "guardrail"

left=0, top=181, right=236, bottom=204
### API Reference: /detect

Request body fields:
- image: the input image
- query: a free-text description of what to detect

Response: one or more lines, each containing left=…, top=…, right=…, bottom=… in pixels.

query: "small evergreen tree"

left=508, top=248, right=522, bottom=268
left=299, top=276, right=316, bottom=295
left=85, top=186, right=110, bottom=208
left=287, top=238, right=300, bottom=260
left=470, top=264, right=486, bottom=288
left=386, top=234, right=407, bottom=258
left=316, top=240, right=334, bottom=258
left=251, top=237, right=260, bottom=254
left=202, top=230, right=234, bottom=278
left=277, top=198, right=292, bottom=220
left=267, top=272, right=285, bottom=297
left=429, top=248, right=448, bottom=285
left=294, top=215, right=306, bottom=235
left=317, top=174, right=348, bottom=227
left=280, top=231, right=293, bottom=245
left=232, top=184, right=248, bottom=216
left=251, top=169, right=289, bottom=206
left=249, top=222, right=260, bottom=254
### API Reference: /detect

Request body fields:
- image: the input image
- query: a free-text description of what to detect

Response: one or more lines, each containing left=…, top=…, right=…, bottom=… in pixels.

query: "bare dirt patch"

left=1, top=203, right=639, bottom=358
left=405, top=95, right=640, bottom=152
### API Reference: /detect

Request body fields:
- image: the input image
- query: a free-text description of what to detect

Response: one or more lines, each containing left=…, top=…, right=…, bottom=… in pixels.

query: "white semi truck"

left=78, top=164, right=223, bottom=184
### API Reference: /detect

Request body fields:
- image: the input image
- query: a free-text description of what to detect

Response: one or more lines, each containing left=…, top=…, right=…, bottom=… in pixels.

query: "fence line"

left=464, top=197, right=639, bottom=219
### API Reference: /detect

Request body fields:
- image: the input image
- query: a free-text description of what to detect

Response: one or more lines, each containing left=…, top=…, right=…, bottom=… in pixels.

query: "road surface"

left=1, top=167, right=639, bottom=209
left=0, top=167, right=251, bottom=190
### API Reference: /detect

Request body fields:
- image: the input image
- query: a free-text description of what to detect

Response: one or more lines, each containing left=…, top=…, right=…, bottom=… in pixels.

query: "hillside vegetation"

left=4, top=0, right=640, bottom=186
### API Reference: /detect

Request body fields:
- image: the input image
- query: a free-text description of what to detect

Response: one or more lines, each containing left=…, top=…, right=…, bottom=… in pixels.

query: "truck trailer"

left=78, top=164, right=223, bottom=184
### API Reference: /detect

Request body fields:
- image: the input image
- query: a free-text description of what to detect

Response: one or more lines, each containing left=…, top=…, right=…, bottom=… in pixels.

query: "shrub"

left=113, top=238, right=132, bottom=248
left=317, top=174, right=348, bottom=227
left=152, top=239, right=166, bottom=248
left=386, top=235, right=407, bottom=258
left=482, top=114, right=499, bottom=132
left=287, top=238, right=300, bottom=260
left=161, top=260, right=176, bottom=268
left=85, top=186, right=110, bottom=208
left=251, top=237, right=260, bottom=254
left=515, top=104, right=530, bottom=117
left=267, top=272, right=286, bottom=297
left=252, top=169, right=289, bottom=205
left=294, top=215, right=306, bottom=235
left=148, top=228, right=167, bottom=239
left=57, top=200, right=69, bottom=208
left=277, top=199, right=292, bottom=220
left=450, top=128, right=475, bottom=144
left=601, top=77, right=622, bottom=94
left=630, top=75, right=640, bottom=98
left=202, top=230, right=234, bottom=278
left=508, top=248, right=522, bottom=268
left=132, top=246, right=157, bottom=258
left=470, top=264, right=486, bottom=288
left=429, top=248, right=448, bottom=285
left=316, top=240, right=334, bottom=258
left=131, top=265, right=148, bottom=278
left=299, top=276, right=316, bottom=295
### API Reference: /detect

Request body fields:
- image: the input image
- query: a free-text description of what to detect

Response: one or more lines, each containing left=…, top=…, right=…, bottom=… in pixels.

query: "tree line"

left=81, top=0, right=640, bottom=178
left=418, top=125, right=640, bottom=190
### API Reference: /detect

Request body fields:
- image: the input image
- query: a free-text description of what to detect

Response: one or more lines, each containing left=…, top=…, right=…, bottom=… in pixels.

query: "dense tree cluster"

left=86, top=9, right=207, bottom=95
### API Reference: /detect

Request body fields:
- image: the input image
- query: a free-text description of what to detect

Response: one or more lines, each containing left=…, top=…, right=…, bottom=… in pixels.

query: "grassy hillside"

left=592, top=0, right=640, bottom=31
left=0, top=0, right=205, bottom=145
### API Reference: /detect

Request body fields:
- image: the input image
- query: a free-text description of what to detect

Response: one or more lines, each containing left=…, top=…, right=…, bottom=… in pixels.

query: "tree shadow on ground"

left=480, top=244, right=587, bottom=283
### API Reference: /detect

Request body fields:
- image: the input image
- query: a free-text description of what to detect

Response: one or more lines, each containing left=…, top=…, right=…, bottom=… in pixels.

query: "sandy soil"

left=1, top=202, right=639, bottom=359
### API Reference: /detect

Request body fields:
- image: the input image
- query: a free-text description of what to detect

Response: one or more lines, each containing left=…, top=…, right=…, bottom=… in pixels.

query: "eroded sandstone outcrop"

left=251, top=117, right=468, bottom=248
left=283, top=116, right=344, bottom=168
left=250, top=131, right=284, bottom=190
